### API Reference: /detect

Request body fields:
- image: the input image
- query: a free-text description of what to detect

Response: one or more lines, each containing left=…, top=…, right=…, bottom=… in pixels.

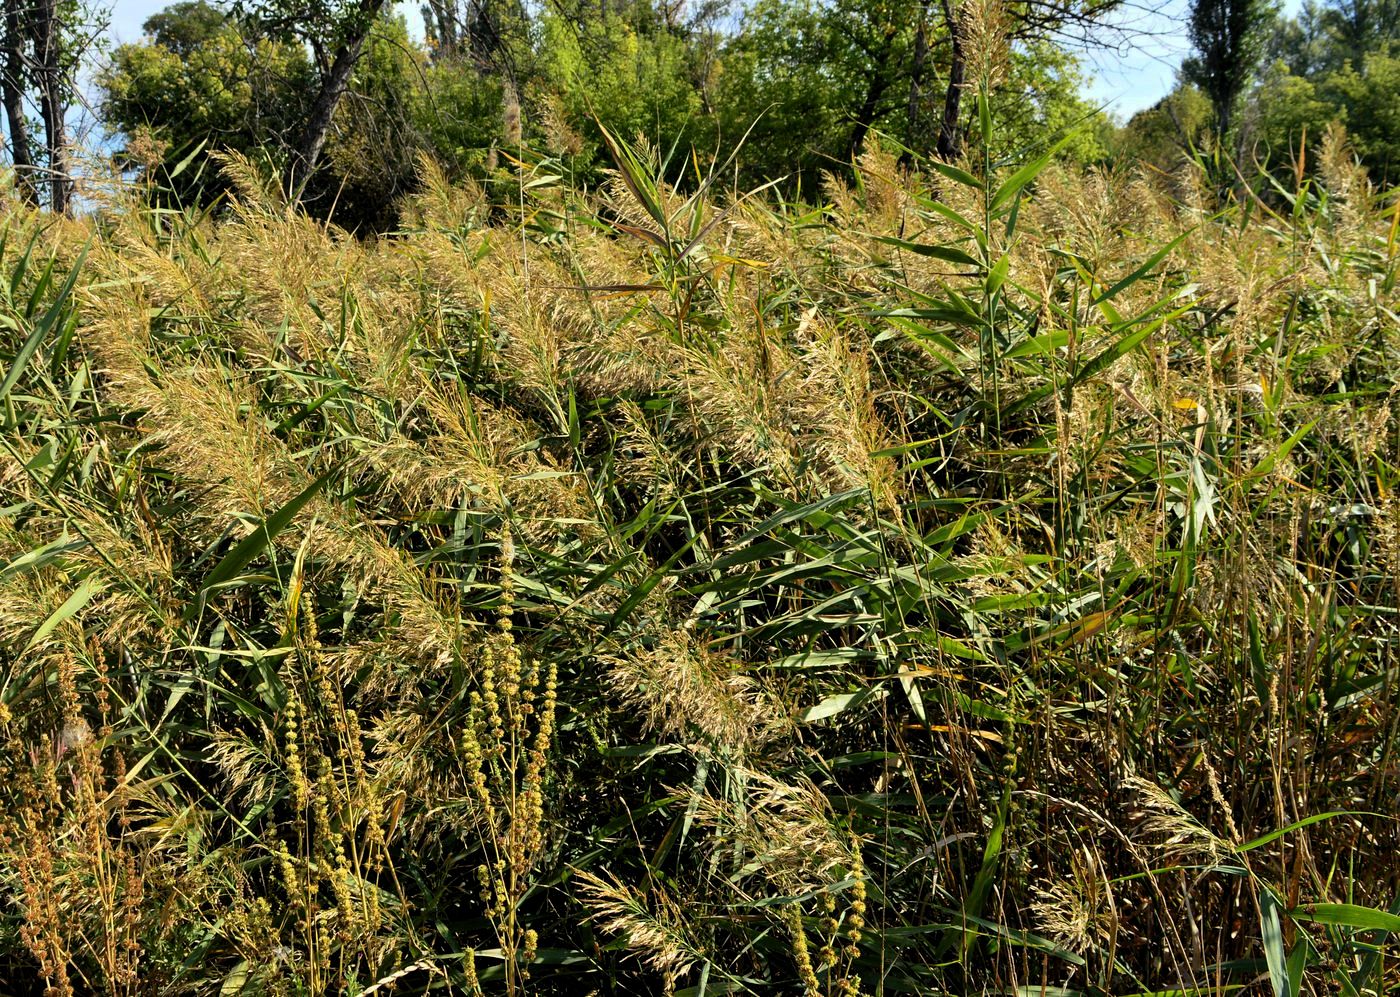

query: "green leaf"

left=1261, top=890, right=1290, bottom=997
left=986, top=253, right=1010, bottom=296
left=1090, top=229, right=1193, bottom=306
left=1235, top=810, right=1363, bottom=853
left=989, top=133, right=1075, bottom=213
left=1070, top=304, right=1192, bottom=388
left=1247, top=419, right=1318, bottom=480
left=219, top=959, right=250, bottom=996
left=884, top=303, right=989, bottom=332
left=0, top=241, right=90, bottom=404
left=0, top=534, right=86, bottom=582
left=196, top=468, right=336, bottom=606
left=927, top=160, right=984, bottom=190
left=916, top=195, right=984, bottom=239
left=23, top=574, right=106, bottom=653
left=1349, top=893, right=1400, bottom=991
left=601, top=532, right=705, bottom=637
left=871, top=235, right=980, bottom=267
left=1006, top=329, right=1070, bottom=358
left=1291, top=903, right=1400, bottom=933
left=593, top=117, right=668, bottom=239
left=956, top=777, right=1013, bottom=957
left=167, top=137, right=209, bottom=180
left=1285, top=938, right=1308, bottom=997
left=800, top=687, right=886, bottom=722
left=891, top=318, right=973, bottom=374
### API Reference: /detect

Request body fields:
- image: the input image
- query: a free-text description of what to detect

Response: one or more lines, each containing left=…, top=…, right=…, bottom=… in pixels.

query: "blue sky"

left=1079, top=0, right=1197, bottom=118
left=1079, top=0, right=1303, bottom=118
left=106, top=0, right=188, bottom=43
left=103, top=0, right=1290, bottom=122
left=104, top=0, right=428, bottom=42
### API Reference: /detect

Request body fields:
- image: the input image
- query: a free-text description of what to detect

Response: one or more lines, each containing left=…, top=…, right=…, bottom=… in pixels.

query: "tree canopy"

left=94, top=0, right=1123, bottom=227
left=25, top=0, right=1400, bottom=226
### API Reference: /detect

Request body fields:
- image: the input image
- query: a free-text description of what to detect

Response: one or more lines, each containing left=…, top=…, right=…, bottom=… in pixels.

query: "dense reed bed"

left=1, top=109, right=1399, bottom=995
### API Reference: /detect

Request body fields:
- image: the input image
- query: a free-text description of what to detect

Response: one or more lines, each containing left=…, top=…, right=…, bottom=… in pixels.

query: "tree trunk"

left=901, top=0, right=931, bottom=167
left=425, top=0, right=460, bottom=60
left=936, top=0, right=965, bottom=160
left=283, top=0, right=388, bottom=200
left=31, top=0, right=67, bottom=213
left=848, top=25, right=897, bottom=160
left=2, top=0, right=35, bottom=206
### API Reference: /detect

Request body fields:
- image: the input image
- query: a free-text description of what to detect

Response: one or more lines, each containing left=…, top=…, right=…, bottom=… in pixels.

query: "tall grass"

left=0, top=93, right=1398, bottom=995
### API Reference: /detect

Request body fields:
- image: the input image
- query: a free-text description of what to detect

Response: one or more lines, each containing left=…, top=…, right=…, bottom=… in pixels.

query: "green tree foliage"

left=1183, top=0, right=1277, bottom=140
left=1264, top=2, right=1331, bottom=75
left=1247, top=0, right=1400, bottom=184
left=140, top=0, right=226, bottom=54
left=1253, top=48, right=1400, bottom=183
left=100, top=3, right=313, bottom=197
left=100, top=0, right=1115, bottom=224
left=235, top=0, right=394, bottom=192
left=1251, top=63, right=1338, bottom=167
left=314, top=14, right=429, bottom=227
left=714, top=0, right=878, bottom=186
left=999, top=40, right=1109, bottom=163
left=412, top=60, right=507, bottom=177
left=102, top=4, right=429, bottom=228
left=1324, top=47, right=1400, bottom=174
left=1313, top=0, right=1400, bottom=66
left=535, top=9, right=710, bottom=169
left=715, top=0, right=1107, bottom=186
left=1114, top=83, right=1213, bottom=172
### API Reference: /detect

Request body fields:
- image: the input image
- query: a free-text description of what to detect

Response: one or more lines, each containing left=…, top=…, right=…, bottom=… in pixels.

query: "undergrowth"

left=1, top=83, right=1399, bottom=997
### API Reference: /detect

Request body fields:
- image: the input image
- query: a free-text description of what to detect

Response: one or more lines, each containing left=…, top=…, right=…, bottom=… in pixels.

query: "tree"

left=928, top=0, right=1133, bottom=159
left=1322, top=46, right=1400, bottom=179
left=1183, top=0, right=1276, bottom=142
left=103, top=4, right=433, bottom=228
left=101, top=3, right=313, bottom=195
left=1245, top=0, right=1400, bottom=185
left=32, top=0, right=72, bottom=211
left=902, top=0, right=931, bottom=164
left=1, top=0, right=92, bottom=213
left=1115, top=82, right=1213, bottom=171
left=1316, top=0, right=1400, bottom=67
left=411, top=54, right=506, bottom=176
left=935, top=0, right=965, bottom=158
left=103, top=0, right=1123, bottom=219
left=321, top=13, right=429, bottom=226
left=999, top=40, right=1108, bottom=163
left=1250, top=62, right=1335, bottom=171
left=240, top=0, right=394, bottom=197
left=1249, top=48, right=1400, bottom=185
left=536, top=7, right=708, bottom=161
left=421, top=0, right=530, bottom=76
left=1264, top=0, right=1329, bottom=76
left=2, top=0, right=37, bottom=205
left=714, top=0, right=905, bottom=184
left=142, top=0, right=226, bottom=54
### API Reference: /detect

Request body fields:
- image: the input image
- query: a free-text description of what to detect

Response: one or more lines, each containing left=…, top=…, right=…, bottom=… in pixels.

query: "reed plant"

left=0, top=66, right=1398, bottom=996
